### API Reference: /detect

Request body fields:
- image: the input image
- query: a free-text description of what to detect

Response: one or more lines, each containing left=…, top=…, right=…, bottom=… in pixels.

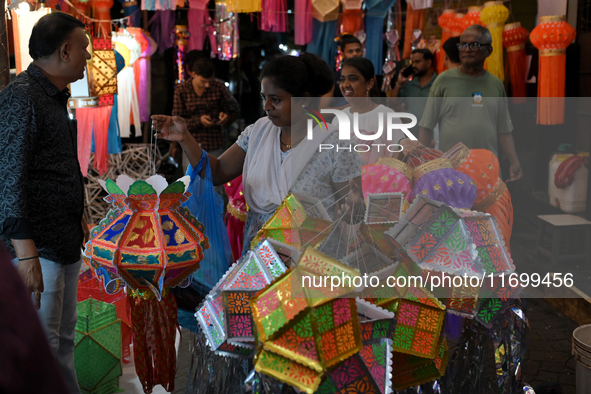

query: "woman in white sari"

left=152, top=53, right=364, bottom=253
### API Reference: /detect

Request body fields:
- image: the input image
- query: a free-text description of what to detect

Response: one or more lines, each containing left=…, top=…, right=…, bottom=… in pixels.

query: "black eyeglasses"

left=456, top=42, right=491, bottom=52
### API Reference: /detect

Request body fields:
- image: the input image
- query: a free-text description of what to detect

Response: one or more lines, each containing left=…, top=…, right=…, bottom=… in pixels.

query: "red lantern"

left=502, top=22, right=529, bottom=103
left=530, top=15, right=576, bottom=125
left=449, top=13, right=465, bottom=37
left=437, top=9, right=455, bottom=74
left=461, top=6, right=484, bottom=30
left=92, top=0, right=113, bottom=36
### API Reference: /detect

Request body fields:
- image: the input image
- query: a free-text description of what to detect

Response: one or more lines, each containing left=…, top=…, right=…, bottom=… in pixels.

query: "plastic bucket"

left=573, top=324, right=591, bottom=393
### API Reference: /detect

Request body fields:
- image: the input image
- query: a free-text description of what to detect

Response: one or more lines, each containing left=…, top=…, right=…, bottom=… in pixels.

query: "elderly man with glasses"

left=416, top=24, right=523, bottom=182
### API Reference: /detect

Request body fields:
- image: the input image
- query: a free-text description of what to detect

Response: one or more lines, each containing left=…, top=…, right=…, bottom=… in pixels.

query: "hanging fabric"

left=402, top=2, right=423, bottom=59
left=502, top=22, right=529, bottom=103
left=113, top=31, right=141, bottom=138
left=76, top=107, right=94, bottom=177
left=260, top=0, right=288, bottom=32
left=530, top=15, right=576, bottom=125
left=188, top=0, right=217, bottom=52
left=480, top=1, right=509, bottom=82
left=295, top=0, right=313, bottom=45
left=365, top=0, right=396, bottom=75
left=148, top=11, right=176, bottom=54
left=307, top=18, right=339, bottom=70
left=437, top=9, right=455, bottom=74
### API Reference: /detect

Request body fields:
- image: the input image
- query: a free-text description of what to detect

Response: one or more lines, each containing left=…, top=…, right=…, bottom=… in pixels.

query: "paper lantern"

left=437, top=9, right=456, bottom=74
left=251, top=248, right=361, bottom=392
left=374, top=286, right=446, bottom=359
left=390, top=337, right=448, bottom=390
left=530, top=15, right=576, bottom=124
left=195, top=240, right=287, bottom=356
left=461, top=6, right=484, bottom=30
left=502, top=22, right=530, bottom=103
left=83, top=175, right=209, bottom=392
left=75, top=299, right=122, bottom=394
left=387, top=196, right=483, bottom=276
left=449, top=13, right=466, bottom=37
left=312, top=0, right=339, bottom=22
left=254, top=349, right=323, bottom=393
left=410, top=158, right=478, bottom=209
left=480, top=1, right=509, bottom=81
left=252, top=193, right=333, bottom=249
left=90, top=38, right=118, bottom=98
left=226, top=0, right=261, bottom=12
left=364, top=192, right=404, bottom=225
left=442, top=144, right=500, bottom=205
left=406, top=147, right=443, bottom=168
left=92, top=0, right=113, bottom=37
left=361, top=157, right=414, bottom=203
left=473, top=180, right=514, bottom=252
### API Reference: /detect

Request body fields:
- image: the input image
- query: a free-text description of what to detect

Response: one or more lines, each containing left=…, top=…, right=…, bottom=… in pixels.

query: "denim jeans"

left=35, top=258, right=82, bottom=394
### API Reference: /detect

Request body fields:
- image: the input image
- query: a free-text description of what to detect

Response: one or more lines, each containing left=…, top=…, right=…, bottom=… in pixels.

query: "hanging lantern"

left=473, top=180, right=514, bottom=252
left=226, top=0, right=261, bottom=12
left=480, top=1, right=509, bottom=81
left=339, top=0, right=364, bottom=35
left=449, top=13, right=465, bottom=37
left=530, top=15, right=576, bottom=125
left=84, top=174, right=208, bottom=393
left=502, top=22, right=530, bottom=103
left=92, top=0, right=113, bottom=36
left=461, top=6, right=484, bottom=31
left=312, top=0, right=339, bottom=22
left=437, top=9, right=455, bottom=74
left=172, top=25, right=190, bottom=84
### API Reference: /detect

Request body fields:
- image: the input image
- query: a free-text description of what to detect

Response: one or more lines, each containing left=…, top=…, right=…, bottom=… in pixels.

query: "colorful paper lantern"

left=480, top=1, right=509, bottom=81
left=461, top=6, right=484, bottom=30
left=437, top=9, right=456, bottom=74
left=450, top=13, right=466, bottom=37
left=361, top=157, right=414, bottom=203
left=387, top=196, right=483, bottom=275
left=312, top=0, right=339, bottom=22
left=390, top=337, right=448, bottom=390
left=254, top=349, right=323, bottom=393
left=530, top=15, right=576, bottom=124
left=339, top=0, right=363, bottom=35
left=410, top=158, right=478, bottom=210
left=502, top=22, right=530, bottom=103
left=473, top=180, right=514, bottom=252
left=252, top=193, right=333, bottom=250
left=90, top=38, right=118, bottom=97
left=83, top=175, right=208, bottom=392
left=195, top=240, right=287, bottom=356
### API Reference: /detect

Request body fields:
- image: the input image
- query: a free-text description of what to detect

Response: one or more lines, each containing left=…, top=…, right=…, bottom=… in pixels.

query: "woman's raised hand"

left=151, top=115, right=189, bottom=142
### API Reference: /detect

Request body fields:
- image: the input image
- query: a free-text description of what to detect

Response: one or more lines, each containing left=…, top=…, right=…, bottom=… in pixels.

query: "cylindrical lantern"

left=171, top=25, right=190, bottom=84
left=450, top=13, right=465, bottom=37
left=502, top=22, right=529, bottom=103
left=92, top=0, right=113, bottom=36
left=530, top=15, right=576, bottom=125
left=437, top=9, right=455, bottom=74
left=461, top=6, right=484, bottom=31
left=480, top=1, right=509, bottom=81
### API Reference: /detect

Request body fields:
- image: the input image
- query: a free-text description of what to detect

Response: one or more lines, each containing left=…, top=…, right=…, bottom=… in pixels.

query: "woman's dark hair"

left=342, top=57, right=381, bottom=98
left=29, top=12, right=86, bottom=60
left=259, top=53, right=334, bottom=97
left=443, top=36, right=461, bottom=64
left=411, top=48, right=434, bottom=63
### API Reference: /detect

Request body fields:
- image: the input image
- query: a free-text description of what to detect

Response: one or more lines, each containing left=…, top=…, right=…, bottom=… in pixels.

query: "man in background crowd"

left=391, top=48, right=437, bottom=121
left=418, top=25, right=523, bottom=182
left=172, top=57, right=240, bottom=172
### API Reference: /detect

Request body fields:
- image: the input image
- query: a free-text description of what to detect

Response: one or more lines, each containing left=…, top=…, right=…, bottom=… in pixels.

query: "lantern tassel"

left=129, top=289, right=178, bottom=393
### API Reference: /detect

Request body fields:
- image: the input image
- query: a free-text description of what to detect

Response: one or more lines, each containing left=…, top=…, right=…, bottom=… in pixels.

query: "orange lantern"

left=530, top=15, right=576, bottom=125
left=437, top=9, right=455, bottom=74
left=461, top=6, right=484, bottom=30
left=480, top=1, right=509, bottom=81
left=339, top=0, right=363, bottom=35
left=92, top=0, right=113, bottom=36
left=502, top=22, right=529, bottom=103
left=449, top=13, right=465, bottom=37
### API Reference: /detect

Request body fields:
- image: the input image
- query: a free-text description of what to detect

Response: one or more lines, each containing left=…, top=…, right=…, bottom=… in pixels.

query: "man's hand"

left=17, top=258, right=44, bottom=310
left=399, top=138, right=425, bottom=158
left=218, top=112, right=229, bottom=126
left=506, top=163, right=524, bottom=182
left=396, top=72, right=409, bottom=88
left=200, top=115, right=215, bottom=127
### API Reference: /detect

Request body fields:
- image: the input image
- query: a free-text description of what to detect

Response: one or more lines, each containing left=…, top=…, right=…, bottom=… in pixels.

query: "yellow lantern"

left=480, top=1, right=509, bottom=81
left=226, top=0, right=261, bottom=12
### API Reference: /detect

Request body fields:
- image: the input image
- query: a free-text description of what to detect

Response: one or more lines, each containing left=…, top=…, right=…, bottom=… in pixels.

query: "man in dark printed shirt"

left=172, top=57, right=240, bottom=171
left=0, top=12, right=91, bottom=394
